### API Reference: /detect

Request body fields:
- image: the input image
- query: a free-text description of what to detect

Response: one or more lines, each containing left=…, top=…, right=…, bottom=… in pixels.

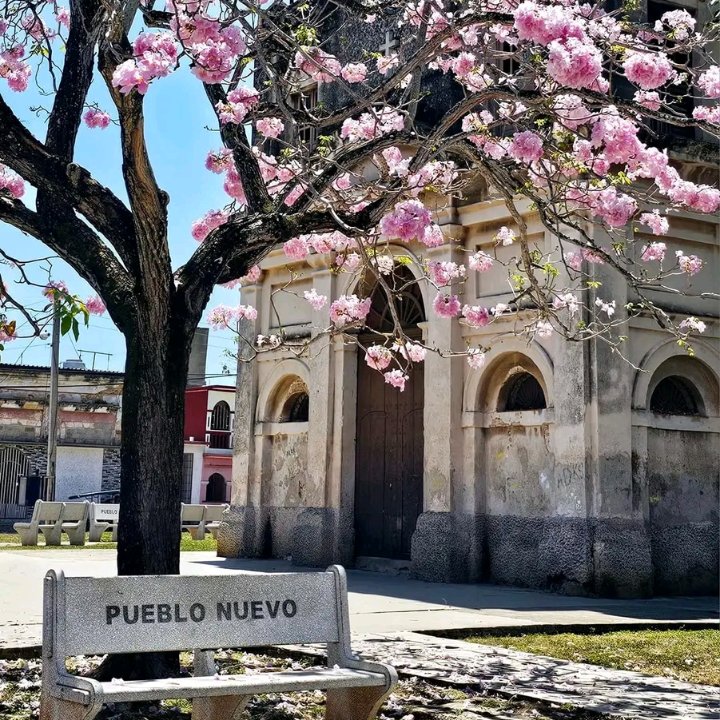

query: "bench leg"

left=191, top=695, right=248, bottom=720
left=40, top=694, right=101, bottom=720
left=14, top=527, right=38, bottom=545
left=326, top=686, right=390, bottom=720
left=40, top=526, right=62, bottom=545
left=66, top=526, right=86, bottom=546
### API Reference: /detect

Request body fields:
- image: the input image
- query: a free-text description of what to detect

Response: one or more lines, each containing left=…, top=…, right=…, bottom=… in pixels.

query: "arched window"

left=281, top=391, right=309, bottom=422
left=206, top=473, right=227, bottom=502
left=498, top=372, right=547, bottom=411
left=650, top=376, right=703, bottom=416
left=210, top=401, right=231, bottom=431
left=364, top=264, right=426, bottom=333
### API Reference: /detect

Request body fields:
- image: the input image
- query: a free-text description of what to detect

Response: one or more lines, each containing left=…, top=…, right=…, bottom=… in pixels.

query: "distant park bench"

left=40, top=565, right=396, bottom=720
left=13, top=501, right=89, bottom=546
left=88, top=503, right=119, bottom=542
left=181, top=503, right=229, bottom=540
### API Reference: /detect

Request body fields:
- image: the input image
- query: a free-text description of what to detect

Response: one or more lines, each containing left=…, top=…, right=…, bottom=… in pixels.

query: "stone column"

left=586, top=254, right=652, bottom=597
left=291, top=266, right=339, bottom=567
left=218, top=283, right=263, bottom=558
left=410, top=238, right=481, bottom=582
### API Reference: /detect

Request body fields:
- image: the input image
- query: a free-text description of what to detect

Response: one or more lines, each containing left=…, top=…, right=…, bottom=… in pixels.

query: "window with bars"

left=290, top=85, right=318, bottom=149
left=181, top=453, right=193, bottom=504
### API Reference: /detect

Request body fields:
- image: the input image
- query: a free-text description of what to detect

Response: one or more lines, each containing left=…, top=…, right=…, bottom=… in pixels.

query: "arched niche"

left=210, top=400, right=231, bottom=431
left=464, top=345, right=554, bottom=413
left=255, top=358, right=310, bottom=423
left=633, top=338, right=720, bottom=417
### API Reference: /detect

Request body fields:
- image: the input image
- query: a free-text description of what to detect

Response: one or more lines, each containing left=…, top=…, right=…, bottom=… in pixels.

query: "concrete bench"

left=61, top=502, right=90, bottom=546
left=40, top=565, right=396, bottom=720
left=180, top=503, right=206, bottom=539
left=202, top=504, right=228, bottom=539
left=14, top=501, right=65, bottom=546
left=88, top=503, right=119, bottom=542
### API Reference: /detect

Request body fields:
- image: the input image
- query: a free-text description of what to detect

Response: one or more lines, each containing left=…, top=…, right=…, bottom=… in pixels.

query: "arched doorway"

left=206, top=472, right=227, bottom=503
left=354, top=265, right=425, bottom=559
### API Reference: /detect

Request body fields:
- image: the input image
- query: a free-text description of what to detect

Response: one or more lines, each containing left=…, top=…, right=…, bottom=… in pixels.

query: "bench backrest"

left=203, top=504, right=228, bottom=522
left=61, top=502, right=88, bottom=523
left=181, top=503, right=205, bottom=523
left=37, top=501, right=64, bottom=523
left=90, top=503, right=119, bottom=522
left=43, top=567, right=350, bottom=658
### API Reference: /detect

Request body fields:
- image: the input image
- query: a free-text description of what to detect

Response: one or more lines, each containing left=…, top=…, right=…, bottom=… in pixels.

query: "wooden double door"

left=354, top=356, right=424, bottom=559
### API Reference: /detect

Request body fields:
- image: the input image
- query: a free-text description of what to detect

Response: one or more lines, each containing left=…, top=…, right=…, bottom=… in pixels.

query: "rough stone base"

left=292, top=507, right=353, bottom=568
left=591, top=518, right=653, bottom=598
left=410, top=512, right=483, bottom=583
left=651, top=522, right=719, bottom=595
left=216, top=505, right=266, bottom=558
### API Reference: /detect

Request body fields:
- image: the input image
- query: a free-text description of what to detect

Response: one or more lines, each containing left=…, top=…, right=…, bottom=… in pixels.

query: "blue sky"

left=1, top=63, right=240, bottom=379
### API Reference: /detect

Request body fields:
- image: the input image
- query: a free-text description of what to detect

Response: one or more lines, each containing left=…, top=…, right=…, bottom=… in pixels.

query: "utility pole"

left=46, top=299, right=60, bottom=501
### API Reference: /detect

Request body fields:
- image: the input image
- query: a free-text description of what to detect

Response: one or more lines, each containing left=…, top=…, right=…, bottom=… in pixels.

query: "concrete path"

left=0, top=550, right=716, bottom=651
left=340, top=634, right=720, bottom=720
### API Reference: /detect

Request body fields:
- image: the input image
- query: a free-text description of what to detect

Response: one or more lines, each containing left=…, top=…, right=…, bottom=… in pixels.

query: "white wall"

left=55, top=447, right=104, bottom=499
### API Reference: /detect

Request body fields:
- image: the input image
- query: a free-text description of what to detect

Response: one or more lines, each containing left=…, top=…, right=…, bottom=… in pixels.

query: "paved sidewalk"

left=338, top=633, right=720, bottom=720
left=0, top=550, right=716, bottom=651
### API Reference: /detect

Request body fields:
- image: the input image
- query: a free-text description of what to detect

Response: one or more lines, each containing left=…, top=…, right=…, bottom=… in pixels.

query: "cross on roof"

left=379, top=30, right=400, bottom=56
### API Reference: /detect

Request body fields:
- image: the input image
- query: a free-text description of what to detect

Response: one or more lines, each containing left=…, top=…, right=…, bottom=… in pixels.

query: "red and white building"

left=183, top=385, right=235, bottom=504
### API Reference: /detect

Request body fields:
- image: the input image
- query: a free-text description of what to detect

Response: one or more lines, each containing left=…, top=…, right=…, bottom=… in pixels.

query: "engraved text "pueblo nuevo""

left=105, top=599, right=298, bottom=625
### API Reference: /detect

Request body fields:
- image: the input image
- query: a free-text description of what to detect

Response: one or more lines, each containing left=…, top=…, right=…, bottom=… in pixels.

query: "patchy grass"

left=465, top=629, right=720, bottom=686
left=0, top=532, right=217, bottom=552
left=0, top=652, right=623, bottom=720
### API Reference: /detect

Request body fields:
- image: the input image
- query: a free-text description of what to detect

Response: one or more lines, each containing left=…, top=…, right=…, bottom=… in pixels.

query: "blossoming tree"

left=0, top=0, right=719, bottom=672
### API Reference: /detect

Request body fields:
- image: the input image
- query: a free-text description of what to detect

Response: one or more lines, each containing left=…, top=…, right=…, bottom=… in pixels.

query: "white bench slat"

left=99, top=667, right=385, bottom=703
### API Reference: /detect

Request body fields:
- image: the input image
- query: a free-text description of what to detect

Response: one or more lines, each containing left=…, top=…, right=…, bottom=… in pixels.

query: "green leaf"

left=72, top=318, right=80, bottom=342
left=60, top=314, right=72, bottom=336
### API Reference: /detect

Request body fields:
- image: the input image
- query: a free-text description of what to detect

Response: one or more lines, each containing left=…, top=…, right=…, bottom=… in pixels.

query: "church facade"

left=218, top=173, right=719, bottom=598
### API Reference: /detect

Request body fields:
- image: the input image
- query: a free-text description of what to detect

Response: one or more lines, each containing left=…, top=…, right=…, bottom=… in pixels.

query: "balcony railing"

left=206, top=431, right=233, bottom=450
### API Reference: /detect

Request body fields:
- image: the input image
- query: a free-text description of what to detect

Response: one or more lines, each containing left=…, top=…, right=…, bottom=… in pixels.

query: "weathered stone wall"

left=101, top=448, right=121, bottom=491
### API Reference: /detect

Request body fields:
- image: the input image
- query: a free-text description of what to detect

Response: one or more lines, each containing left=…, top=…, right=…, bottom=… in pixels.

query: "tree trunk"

left=94, top=311, right=195, bottom=681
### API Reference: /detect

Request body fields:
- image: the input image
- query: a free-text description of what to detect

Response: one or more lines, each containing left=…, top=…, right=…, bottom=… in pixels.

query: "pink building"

left=183, top=385, right=235, bottom=504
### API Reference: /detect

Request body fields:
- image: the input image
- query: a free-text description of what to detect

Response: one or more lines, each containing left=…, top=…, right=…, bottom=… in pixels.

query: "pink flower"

left=329, top=295, right=371, bottom=327
left=679, top=317, right=706, bottom=334
left=336, top=252, right=361, bottom=271
left=433, top=293, right=461, bottom=318
left=675, top=251, right=703, bottom=275
left=381, top=147, right=410, bottom=177
left=656, top=9, right=695, bottom=41
left=365, top=345, right=393, bottom=371
left=641, top=242, right=667, bottom=262
left=553, top=293, right=579, bottom=316
left=283, top=236, right=310, bottom=261
left=341, top=62, right=367, bottom=83
left=42, top=281, right=68, bottom=299
left=240, top=265, right=262, bottom=285
left=469, top=251, right=493, bottom=272
left=1, top=48, right=32, bottom=92
left=205, top=149, right=233, bottom=174
left=421, top=224, right=445, bottom=248
left=85, top=295, right=106, bottom=315
left=83, top=108, right=111, bottom=129
left=380, top=200, right=432, bottom=242
left=595, top=298, right=616, bottom=318
left=553, top=94, right=593, bottom=130
left=564, top=251, right=583, bottom=272
left=303, top=289, right=328, bottom=311
left=462, top=304, right=490, bottom=327
left=0, top=165, right=25, bottom=198
left=55, top=7, right=71, bottom=28
left=207, top=304, right=257, bottom=329
left=191, top=209, right=229, bottom=241
left=384, top=369, right=408, bottom=391
left=693, top=106, right=720, bottom=125
left=467, top=348, right=487, bottom=370
left=547, top=38, right=602, bottom=90
left=341, top=109, right=405, bottom=142
left=639, top=211, right=669, bottom=236
left=697, top=66, right=720, bottom=99
left=634, top=91, right=662, bottom=111
left=394, top=341, right=426, bottom=363
left=624, top=52, right=674, bottom=90
left=256, top=117, right=284, bottom=138
left=508, top=131, right=544, bottom=164
left=295, top=47, right=341, bottom=83
left=377, top=54, right=399, bottom=75
left=533, top=320, right=554, bottom=337
left=216, top=87, right=259, bottom=124
left=494, top=226, right=516, bottom=245
left=428, top=261, right=466, bottom=286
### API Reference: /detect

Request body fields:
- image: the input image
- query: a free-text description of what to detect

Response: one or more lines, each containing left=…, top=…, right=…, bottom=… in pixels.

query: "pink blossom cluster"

left=384, top=369, right=408, bottom=391
left=407, top=161, right=458, bottom=195
left=216, top=87, right=260, bottom=125
left=679, top=317, right=706, bottom=334
left=552, top=293, right=579, bottom=316
left=462, top=304, right=491, bottom=327
left=112, top=32, right=178, bottom=94
left=697, top=66, right=720, bottom=98
left=553, top=94, right=593, bottom=130
left=336, top=251, right=362, bottom=272
left=341, top=62, right=367, bottom=83
left=0, top=165, right=25, bottom=198
left=494, top=227, right=516, bottom=245
left=191, top=209, right=229, bottom=241
left=382, top=147, right=411, bottom=177
left=394, top=341, right=427, bottom=363
left=256, top=117, right=284, bottom=138
left=84, top=295, right=106, bottom=315
left=676, top=251, right=703, bottom=275
left=380, top=200, right=432, bottom=243
left=0, top=46, right=31, bottom=92
left=428, top=261, right=466, bottom=286
left=340, top=109, right=405, bottom=142
left=42, top=281, right=68, bottom=299
left=640, top=242, right=666, bottom=263
left=295, top=47, right=341, bottom=83
left=303, top=289, right=328, bottom=311
left=329, top=295, right=371, bottom=327
left=639, top=211, right=669, bottom=236
left=55, top=7, right=71, bottom=29
left=634, top=91, right=662, bottom=111
left=624, top=52, right=674, bottom=90
left=432, top=293, right=461, bottom=318
left=595, top=298, right=616, bottom=318
left=283, top=231, right=353, bottom=261
left=655, top=9, right=695, bottom=41
left=240, top=265, right=262, bottom=285
left=468, top=251, right=494, bottom=272
left=207, top=304, right=257, bottom=330
left=533, top=320, right=554, bottom=337
left=693, top=106, right=720, bottom=125
left=467, top=348, right=487, bottom=370
left=377, top=54, right=400, bottom=75
left=83, top=108, right=111, bottom=129
left=365, top=345, right=393, bottom=370
left=508, top=131, right=544, bottom=164
left=21, top=14, right=56, bottom=42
